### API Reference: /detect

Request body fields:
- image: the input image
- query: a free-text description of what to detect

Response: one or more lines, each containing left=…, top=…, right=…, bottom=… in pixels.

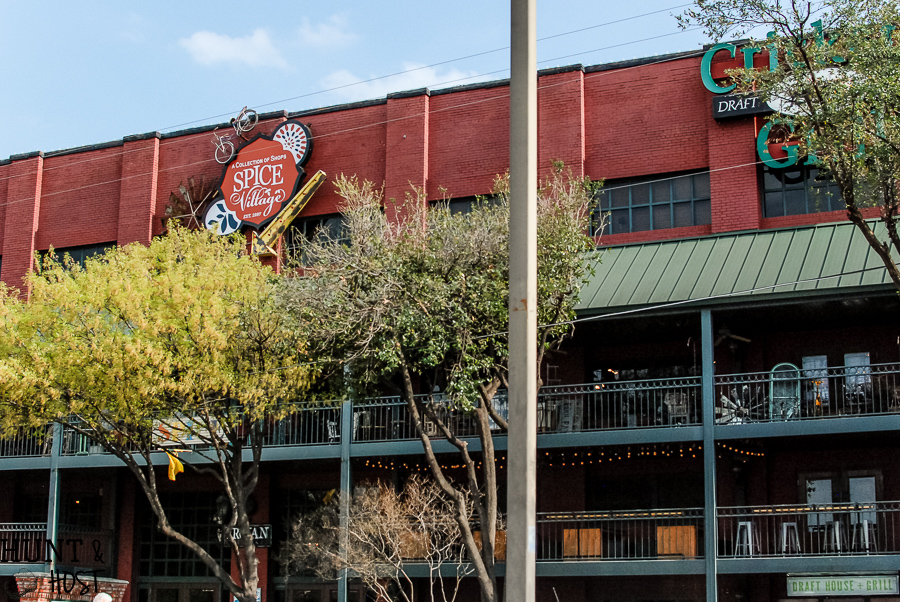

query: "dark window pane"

left=784, top=188, right=807, bottom=215
left=610, top=210, right=629, bottom=234
left=763, top=170, right=782, bottom=191
left=694, top=199, right=711, bottom=225
left=652, top=204, right=671, bottom=230
left=632, top=183, right=650, bottom=205
left=597, top=190, right=611, bottom=210
left=692, top=173, right=711, bottom=199
left=673, top=176, right=692, bottom=200
left=808, top=186, right=836, bottom=212
left=610, top=187, right=630, bottom=208
left=673, top=202, right=693, bottom=228
left=765, top=192, right=784, bottom=217
left=632, top=207, right=651, bottom=231
left=782, top=168, right=804, bottom=187
left=651, top=180, right=670, bottom=204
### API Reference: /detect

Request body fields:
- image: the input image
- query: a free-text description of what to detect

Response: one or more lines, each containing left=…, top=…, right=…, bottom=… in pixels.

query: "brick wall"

left=0, top=54, right=853, bottom=290
left=16, top=573, right=128, bottom=602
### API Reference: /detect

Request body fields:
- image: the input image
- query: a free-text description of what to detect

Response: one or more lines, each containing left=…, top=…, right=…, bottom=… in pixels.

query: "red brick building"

left=0, top=46, right=898, bottom=602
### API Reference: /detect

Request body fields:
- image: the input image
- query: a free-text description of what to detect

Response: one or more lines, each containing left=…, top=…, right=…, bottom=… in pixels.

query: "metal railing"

left=0, top=523, right=48, bottom=563
left=715, top=362, right=900, bottom=424
left=536, top=508, right=704, bottom=560
left=0, top=428, right=52, bottom=458
left=262, top=405, right=343, bottom=447
left=538, top=378, right=702, bottom=431
left=352, top=396, right=481, bottom=443
left=718, top=502, right=900, bottom=557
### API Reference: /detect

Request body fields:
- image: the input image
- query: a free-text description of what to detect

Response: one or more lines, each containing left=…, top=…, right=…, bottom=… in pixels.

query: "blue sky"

left=0, top=1, right=713, bottom=160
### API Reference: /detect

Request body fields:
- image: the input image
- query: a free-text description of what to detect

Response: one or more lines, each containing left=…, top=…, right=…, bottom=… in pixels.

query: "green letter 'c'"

left=701, top=43, right=737, bottom=93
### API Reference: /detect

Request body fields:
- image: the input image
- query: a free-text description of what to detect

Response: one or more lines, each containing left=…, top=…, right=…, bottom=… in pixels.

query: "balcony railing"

left=536, top=508, right=704, bottom=560
left=0, top=428, right=51, bottom=459
left=22, top=363, right=898, bottom=457
left=718, top=502, right=900, bottom=557
left=538, top=378, right=702, bottom=431
left=715, top=362, right=900, bottom=424
left=0, top=523, right=47, bottom=563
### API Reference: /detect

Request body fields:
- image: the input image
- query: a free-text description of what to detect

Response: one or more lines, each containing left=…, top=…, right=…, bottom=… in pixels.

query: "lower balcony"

left=718, top=502, right=900, bottom=557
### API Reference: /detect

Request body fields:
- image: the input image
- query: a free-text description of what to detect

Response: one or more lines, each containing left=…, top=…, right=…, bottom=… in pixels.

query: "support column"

left=45, top=422, right=63, bottom=573
left=337, top=400, right=353, bottom=602
left=507, top=0, right=537, bottom=601
left=701, top=309, right=718, bottom=602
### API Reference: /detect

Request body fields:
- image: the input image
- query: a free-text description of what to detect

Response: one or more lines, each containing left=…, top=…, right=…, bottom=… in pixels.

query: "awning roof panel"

left=577, top=221, right=894, bottom=314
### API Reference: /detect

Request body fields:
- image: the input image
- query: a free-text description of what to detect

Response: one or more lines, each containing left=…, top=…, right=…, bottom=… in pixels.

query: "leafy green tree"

left=277, top=166, right=598, bottom=602
left=680, top=0, right=900, bottom=290
left=0, top=227, right=314, bottom=602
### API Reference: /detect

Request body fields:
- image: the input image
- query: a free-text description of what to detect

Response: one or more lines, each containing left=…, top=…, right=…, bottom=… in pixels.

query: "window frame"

left=593, top=171, right=711, bottom=235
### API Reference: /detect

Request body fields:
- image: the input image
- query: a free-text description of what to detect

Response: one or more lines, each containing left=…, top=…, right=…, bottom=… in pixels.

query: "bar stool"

left=780, top=522, right=801, bottom=554
left=734, top=521, right=760, bottom=556
left=824, top=520, right=846, bottom=553
left=851, top=520, right=877, bottom=553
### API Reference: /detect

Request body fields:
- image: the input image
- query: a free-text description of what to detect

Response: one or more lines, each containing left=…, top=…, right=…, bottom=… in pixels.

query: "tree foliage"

left=282, top=475, right=474, bottom=602
left=680, top=0, right=900, bottom=290
left=277, top=166, right=599, bottom=602
left=0, top=227, right=314, bottom=602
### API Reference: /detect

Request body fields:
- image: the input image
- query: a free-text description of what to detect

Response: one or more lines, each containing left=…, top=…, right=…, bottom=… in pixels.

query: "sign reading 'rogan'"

left=205, top=121, right=313, bottom=235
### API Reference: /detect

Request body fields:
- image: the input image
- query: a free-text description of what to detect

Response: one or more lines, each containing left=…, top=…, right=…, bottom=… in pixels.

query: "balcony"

left=536, top=508, right=704, bottom=561
left=715, top=362, right=900, bottom=424
left=718, top=502, right=900, bottom=557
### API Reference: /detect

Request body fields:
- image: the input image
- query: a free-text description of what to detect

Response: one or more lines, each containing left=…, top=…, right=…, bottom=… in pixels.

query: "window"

left=762, top=163, right=844, bottom=217
left=138, top=492, right=230, bottom=578
left=284, top=214, right=347, bottom=254
left=430, top=195, right=499, bottom=216
left=801, top=470, right=882, bottom=530
left=42, top=242, right=115, bottom=269
left=593, top=172, right=711, bottom=235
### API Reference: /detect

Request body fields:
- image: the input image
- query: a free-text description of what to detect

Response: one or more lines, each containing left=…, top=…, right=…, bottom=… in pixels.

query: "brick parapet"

left=538, top=69, right=585, bottom=179
left=1, top=153, right=43, bottom=292
left=384, top=93, right=429, bottom=222
left=117, top=135, right=160, bottom=247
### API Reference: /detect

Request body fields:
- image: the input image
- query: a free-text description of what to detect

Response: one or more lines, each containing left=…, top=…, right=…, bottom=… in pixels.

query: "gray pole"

left=506, top=0, right=537, bottom=600
left=701, top=310, right=718, bottom=601
left=337, top=400, right=353, bottom=602
left=45, top=422, right=63, bottom=574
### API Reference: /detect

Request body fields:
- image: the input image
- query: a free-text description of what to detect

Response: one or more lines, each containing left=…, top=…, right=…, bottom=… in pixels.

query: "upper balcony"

left=0, top=361, right=896, bottom=465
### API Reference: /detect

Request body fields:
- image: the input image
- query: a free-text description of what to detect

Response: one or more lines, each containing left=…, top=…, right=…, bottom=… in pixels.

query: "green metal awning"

left=577, top=221, right=895, bottom=315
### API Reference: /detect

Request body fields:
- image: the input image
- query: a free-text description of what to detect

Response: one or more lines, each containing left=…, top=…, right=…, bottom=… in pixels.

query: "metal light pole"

left=506, top=0, right=537, bottom=600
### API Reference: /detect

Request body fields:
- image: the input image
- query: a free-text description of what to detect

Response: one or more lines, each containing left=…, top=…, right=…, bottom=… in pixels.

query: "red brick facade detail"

left=538, top=70, right=585, bottom=179
left=118, top=135, right=161, bottom=247
left=384, top=93, right=430, bottom=221
left=2, top=154, right=43, bottom=292
left=708, top=117, right=761, bottom=233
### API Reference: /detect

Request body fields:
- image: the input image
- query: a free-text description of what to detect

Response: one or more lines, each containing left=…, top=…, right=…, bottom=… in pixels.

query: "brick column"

left=118, top=133, right=160, bottom=247
left=537, top=66, right=585, bottom=179
left=384, top=89, right=429, bottom=222
left=115, top=478, right=137, bottom=602
left=708, top=118, right=761, bottom=233
left=1, top=152, right=43, bottom=293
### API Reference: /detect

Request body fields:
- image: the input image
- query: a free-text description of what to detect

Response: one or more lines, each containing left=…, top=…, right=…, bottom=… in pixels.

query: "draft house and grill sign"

left=786, top=574, right=899, bottom=597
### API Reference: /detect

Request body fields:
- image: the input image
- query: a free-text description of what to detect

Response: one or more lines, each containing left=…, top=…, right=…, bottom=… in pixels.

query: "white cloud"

left=179, top=29, right=288, bottom=69
left=320, top=63, right=490, bottom=101
left=297, top=15, right=356, bottom=48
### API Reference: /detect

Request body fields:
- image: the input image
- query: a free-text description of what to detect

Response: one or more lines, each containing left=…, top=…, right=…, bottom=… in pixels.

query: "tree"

left=0, top=227, right=314, bottom=602
left=680, top=0, right=900, bottom=290
left=281, top=475, right=475, bottom=602
left=276, top=165, right=598, bottom=602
